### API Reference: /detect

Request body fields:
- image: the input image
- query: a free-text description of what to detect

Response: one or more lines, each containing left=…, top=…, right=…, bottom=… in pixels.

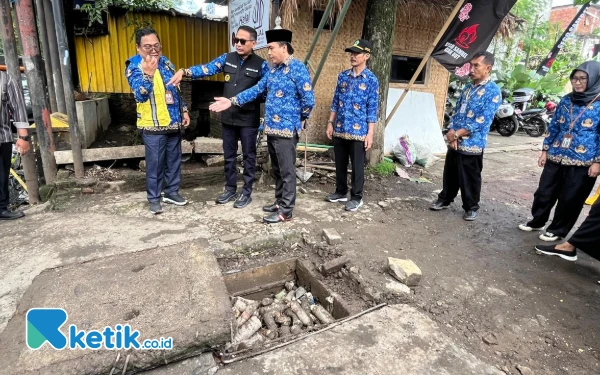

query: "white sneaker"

left=518, top=224, right=544, bottom=232
left=539, top=232, right=561, bottom=242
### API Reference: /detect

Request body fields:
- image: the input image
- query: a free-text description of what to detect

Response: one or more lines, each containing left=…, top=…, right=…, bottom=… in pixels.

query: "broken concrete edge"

left=226, top=230, right=304, bottom=256
left=296, top=261, right=354, bottom=318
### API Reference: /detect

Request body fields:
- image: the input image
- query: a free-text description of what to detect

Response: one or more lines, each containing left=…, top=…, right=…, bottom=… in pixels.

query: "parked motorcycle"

left=491, top=89, right=519, bottom=137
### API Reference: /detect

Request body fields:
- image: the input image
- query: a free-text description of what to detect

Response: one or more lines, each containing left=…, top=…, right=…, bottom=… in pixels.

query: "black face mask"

left=570, top=61, right=600, bottom=106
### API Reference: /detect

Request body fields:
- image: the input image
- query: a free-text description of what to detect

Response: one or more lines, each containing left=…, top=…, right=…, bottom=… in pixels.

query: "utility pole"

left=44, top=0, right=66, bottom=114
left=14, top=0, right=58, bottom=184
left=34, top=0, right=58, bottom=113
left=51, top=0, right=84, bottom=178
left=0, top=0, right=40, bottom=203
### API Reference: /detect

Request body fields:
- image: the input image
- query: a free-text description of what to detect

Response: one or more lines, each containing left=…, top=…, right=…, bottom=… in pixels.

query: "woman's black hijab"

left=570, top=61, right=600, bottom=106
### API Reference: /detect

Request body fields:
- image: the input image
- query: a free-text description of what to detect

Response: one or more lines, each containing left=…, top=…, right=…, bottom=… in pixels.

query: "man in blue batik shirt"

left=168, top=26, right=269, bottom=209
left=210, top=29, right=315, bottom=224
left=430, top=52, right=502, bottom=221
left=325, top=39, right=379, bottom=212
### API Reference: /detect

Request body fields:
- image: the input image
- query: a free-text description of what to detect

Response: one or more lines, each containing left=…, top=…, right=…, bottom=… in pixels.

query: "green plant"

left=370, top=160, right=396, bottom=177
left=495, top=64, right=567, bottom=104
left=80, top=0, right=174, bottom=27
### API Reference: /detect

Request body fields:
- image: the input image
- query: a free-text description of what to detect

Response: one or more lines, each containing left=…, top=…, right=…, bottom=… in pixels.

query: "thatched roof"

left=281, top=0, right=524, bottom=39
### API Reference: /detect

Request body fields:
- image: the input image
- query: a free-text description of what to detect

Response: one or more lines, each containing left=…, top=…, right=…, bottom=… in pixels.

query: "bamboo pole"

left=385, top=0, right=466, bottom=128
left=304, top=0, right=335, bottom=67
left=312, top=0, right=353, bottom=88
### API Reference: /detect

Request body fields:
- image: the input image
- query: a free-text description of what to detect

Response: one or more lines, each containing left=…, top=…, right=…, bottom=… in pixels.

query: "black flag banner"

left=536, top=2, right=591, bottom=76
left=431, top=0, right=517, bottom=77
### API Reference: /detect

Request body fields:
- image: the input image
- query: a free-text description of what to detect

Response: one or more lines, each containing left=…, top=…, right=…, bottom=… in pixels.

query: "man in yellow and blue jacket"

left=125, top=28, right=190, bottom=214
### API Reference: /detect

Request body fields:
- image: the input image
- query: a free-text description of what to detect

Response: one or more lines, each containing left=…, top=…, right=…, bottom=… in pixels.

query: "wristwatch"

left=327, top=120, right=334, bottom=125
left=18, top=135, right=31, bottom=142
left=453, top=132, right=459, bottom=140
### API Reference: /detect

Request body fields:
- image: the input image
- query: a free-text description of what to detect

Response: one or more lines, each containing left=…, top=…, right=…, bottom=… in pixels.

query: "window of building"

left=390, top=55, right=427, bottom=84
left=312, top=9, right=337, bottom=30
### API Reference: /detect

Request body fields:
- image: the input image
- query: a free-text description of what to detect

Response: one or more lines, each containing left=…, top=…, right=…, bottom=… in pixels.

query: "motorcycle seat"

left=521, top=108, right=543, bottom=116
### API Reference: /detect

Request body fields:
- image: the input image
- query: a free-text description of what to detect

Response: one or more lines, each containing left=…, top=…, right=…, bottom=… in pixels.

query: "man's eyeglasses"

left=234, top=38, right=254, bottom=46
left=141, top=44, right=162, bottom=52
left=571, top=77, right=588, bottom=83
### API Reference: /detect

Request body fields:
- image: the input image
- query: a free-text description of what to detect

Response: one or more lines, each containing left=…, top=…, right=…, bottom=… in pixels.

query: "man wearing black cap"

left=325, top=39, right=379, bottom=212
left=168, top=26, right=268, bottom=209
left=210, top=29, right=315, bottom=223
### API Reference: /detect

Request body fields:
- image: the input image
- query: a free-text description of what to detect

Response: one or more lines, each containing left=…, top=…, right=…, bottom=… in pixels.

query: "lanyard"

left=568, top=92, right=600, bottom=132
left=463, top=79, right=489, bottom=104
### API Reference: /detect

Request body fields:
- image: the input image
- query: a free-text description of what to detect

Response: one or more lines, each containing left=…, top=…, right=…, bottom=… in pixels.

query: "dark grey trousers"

left=267, top=133, right=299, bottom=214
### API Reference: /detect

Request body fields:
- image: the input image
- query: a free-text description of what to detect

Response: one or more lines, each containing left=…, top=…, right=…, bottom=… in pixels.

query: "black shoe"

left=263, top=211, right=292, bottom=224
left=0, top=210, right=25, bottom=220
left=234, top=194, right=252, bottom=209
left=163, top=192, right=188, bottom=206
left=535, top=244, right=577, bottom=261
left=463, top=210, right=478, bottom=221
left=217, top=190, right=237, bottom=204
left=262, top=202, right=280, bottom=213
left=326, top=192, right=348, bottom=203
left=429, top=200, right=450, bottom=211
left=345, top=199, right=363, bottom=212
left=149, top=202, right=163, bottom=215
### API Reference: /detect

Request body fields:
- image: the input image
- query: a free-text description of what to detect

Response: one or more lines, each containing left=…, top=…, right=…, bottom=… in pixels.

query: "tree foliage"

left=80, top=0, right=174, bottom=26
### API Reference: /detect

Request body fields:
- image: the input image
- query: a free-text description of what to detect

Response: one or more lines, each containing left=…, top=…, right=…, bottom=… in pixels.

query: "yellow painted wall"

left=74, top=12, right=229, bottom=94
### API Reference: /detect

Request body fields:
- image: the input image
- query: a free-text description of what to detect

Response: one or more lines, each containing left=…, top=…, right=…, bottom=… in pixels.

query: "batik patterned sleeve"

left=449, top=87, right=466, bottom=131
left=235, top=74, right=268, bottom=106
left=260, top=61, right=270, bottom=79
left=461, top=86, right=500, bottom=134
left=6, top=75, right=28, bottom=128
left=188, top=54, right=226, bottom=79
left=330, top=74, right=343, bottom=113
left=126, top=61, right=154, bottom=103
left=543, top=97, right=567, bottom=151
left=366, top=76, right=379, bottom=123
left=292, top=63, right=315, bottom=120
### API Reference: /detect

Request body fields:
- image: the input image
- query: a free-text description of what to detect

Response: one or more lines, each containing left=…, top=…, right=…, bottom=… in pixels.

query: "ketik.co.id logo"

left=26, top=308, right=172, bottom=350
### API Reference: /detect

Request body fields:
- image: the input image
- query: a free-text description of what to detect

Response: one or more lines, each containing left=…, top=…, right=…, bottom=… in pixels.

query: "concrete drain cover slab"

left=0, top=242, right=232, bottom=375
left=218, top=304, right=502, bottom=375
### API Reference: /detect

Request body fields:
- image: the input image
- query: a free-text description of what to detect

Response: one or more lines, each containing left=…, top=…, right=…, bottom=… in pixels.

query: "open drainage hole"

left=221, top=258, right=355, bottom=357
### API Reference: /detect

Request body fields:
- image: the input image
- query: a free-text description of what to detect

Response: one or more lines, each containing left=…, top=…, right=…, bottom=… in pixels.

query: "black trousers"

left=438, top=148, right=483, bottom=212
left=0, top=142, right=12, bottom=212
left=333, top=137, right=365, bottom=201
left=268, top=133, right=298, bottom=214
left=222, top=124, right=258, bottom=197
left=528, top=161, right=596, bottom=238
left=569, top=200, right=600, bottom=259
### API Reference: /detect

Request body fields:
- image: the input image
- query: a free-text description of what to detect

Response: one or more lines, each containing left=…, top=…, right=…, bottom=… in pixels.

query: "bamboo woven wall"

left=282, top=0, right=449, bottom=144
left=74, top=12, right=229, bottom=94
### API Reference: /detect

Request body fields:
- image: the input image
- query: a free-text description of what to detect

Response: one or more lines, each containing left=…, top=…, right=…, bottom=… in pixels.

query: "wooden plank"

left=53, top=137, right=234, bottom=164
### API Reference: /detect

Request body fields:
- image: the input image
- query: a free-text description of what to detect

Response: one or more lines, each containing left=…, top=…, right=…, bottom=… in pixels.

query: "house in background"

left=550, top=3, right=600, bottom=59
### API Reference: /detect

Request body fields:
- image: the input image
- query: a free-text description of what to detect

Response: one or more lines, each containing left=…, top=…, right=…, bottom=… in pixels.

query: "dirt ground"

left=5, top=133, right=600, bottom=374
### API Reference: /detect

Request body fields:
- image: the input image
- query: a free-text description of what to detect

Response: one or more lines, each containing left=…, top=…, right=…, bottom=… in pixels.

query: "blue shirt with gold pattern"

left=330, top=68, right=379, bottom=142
left=543, top=95, right=600, bottom=167
left=234, top=56, right=315, bottom=138
left=449, top=79, right=502, bottom=155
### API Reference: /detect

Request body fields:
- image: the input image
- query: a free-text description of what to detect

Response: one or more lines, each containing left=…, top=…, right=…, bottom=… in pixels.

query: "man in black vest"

left=168, top=25, right=268, bottom=208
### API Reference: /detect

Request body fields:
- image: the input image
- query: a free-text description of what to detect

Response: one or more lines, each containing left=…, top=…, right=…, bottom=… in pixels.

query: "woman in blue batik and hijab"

left=519, top=61, right=600, bottom=245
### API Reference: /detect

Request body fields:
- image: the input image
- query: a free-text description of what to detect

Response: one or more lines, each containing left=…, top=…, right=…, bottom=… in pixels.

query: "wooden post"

left=51, top=0, right=85, bottom=178
left=14, top=0, right=58, bottom=184
left=0, top=0, right=40, bottom=203
left=384, top=0, right=465, bottom=128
